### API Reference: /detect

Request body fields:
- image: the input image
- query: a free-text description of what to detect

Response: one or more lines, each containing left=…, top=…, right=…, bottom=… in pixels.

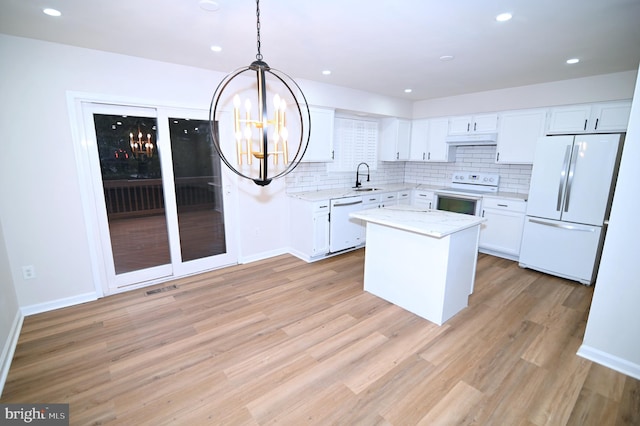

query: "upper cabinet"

left=409, top=118, right=454, bottom=162
left=448, top=113, right=499, bottom=135
left=546, top=101, right=631, bottom=134
left=380, top=118, right=411, bottom=161
left=496, top=108, right=548, bottom=164
left=302, top=106, right=335, bottom=162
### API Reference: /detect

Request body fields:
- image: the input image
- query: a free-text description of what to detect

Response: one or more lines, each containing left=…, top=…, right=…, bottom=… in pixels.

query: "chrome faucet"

left=354, top=162, right=370, bottom=188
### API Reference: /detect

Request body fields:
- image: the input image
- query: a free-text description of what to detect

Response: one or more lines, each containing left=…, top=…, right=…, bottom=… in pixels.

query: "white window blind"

left=328, top=117, right=379, bottom=172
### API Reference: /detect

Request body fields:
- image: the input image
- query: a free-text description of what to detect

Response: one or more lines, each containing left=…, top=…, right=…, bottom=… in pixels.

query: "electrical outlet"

left=22, top=265, right=36, bottom=280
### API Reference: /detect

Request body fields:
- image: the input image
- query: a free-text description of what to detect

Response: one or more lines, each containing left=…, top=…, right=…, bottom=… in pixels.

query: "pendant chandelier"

left=209, top=0, right=311, bottom=186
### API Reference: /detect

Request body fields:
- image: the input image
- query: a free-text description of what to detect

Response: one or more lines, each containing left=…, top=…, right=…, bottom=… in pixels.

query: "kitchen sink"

left=354, top=187, right=380, bottom=192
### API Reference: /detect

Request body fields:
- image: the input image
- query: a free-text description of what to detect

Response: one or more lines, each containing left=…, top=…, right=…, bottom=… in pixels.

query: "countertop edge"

left=350, top=206, right=486, bottom=239
left=288, top=185, right=528, bottom=202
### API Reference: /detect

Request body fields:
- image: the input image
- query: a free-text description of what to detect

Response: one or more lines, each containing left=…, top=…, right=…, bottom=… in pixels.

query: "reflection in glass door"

left=169, top=118, right=227, bottom=262
left=92, top=113, right=172, bottom=275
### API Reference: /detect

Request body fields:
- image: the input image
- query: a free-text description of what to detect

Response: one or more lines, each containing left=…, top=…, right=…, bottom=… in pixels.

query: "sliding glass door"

left=80, top=102, right=236, bottom=294
left=168, top=117, right=226, bottom=262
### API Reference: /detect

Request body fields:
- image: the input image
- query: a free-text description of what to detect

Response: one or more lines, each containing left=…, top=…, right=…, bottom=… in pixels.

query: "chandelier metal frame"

left=209, top=0, right=311, bottom=186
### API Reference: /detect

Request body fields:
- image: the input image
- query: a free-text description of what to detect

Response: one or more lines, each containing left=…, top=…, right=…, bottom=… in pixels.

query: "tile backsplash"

left=286, top=145, right=532, bottom=194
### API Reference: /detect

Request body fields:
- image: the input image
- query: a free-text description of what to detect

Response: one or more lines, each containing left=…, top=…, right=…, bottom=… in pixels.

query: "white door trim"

left=66, top=92, right=238, bottom=297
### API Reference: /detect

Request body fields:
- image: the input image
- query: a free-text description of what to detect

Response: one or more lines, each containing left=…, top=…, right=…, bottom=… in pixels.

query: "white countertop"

left=288, top=183, right=528, bottom=202
left=288, top=183, right=415, bottom=201
left=483, top=191, right=528, bottom=201
left=350, top=204, right=486, bottom=238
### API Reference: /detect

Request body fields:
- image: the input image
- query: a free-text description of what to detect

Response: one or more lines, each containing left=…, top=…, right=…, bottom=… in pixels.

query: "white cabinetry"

left=360, top=191, right=400, bottom=208
left=380, top=192, right=398, bottom=207
left=589, top=102, right=631, bottom=132
left=448, top=113, right=498, bottom=135
left=398, top=190, right=411, bottom=205
left=357, top=194, right=381, bottom=244
left=289, top=198, right=330, bottom=261
left=496, top=108, right=548, bottom=164
left=302, top=106, right=335, bottom=162
left=412, top=190, right=435, bottom=209
left=547, top=101, right=631, bottom=134
left=478, top=197, right=527, bottom=260
left=380, top=118, right=411, bottom=161
left=361, top=194, right=381, bottom=208
left=410, top=118, right=454, bottom=162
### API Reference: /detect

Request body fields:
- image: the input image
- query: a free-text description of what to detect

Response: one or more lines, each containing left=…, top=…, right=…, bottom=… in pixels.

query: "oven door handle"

left=435, top=191, right=482, bottom=201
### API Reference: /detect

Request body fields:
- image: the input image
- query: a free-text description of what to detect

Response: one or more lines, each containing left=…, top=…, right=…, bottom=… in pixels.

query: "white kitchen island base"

left=352, top=206, right=484, bottom=326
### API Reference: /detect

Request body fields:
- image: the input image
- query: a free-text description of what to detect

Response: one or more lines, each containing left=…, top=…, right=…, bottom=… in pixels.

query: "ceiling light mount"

left=199, top=0, right=220, bottom=12
left=43, top=8, right=61, bottom=17
left=209, top=0, right=310, bottom=186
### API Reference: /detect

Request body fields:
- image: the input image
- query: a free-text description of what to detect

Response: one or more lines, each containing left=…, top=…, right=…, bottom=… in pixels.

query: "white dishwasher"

left=329, top=196, right=364, bottom=252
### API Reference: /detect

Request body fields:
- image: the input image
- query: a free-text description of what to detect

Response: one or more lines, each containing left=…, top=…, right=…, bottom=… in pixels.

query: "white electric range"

left=434, top=172, right=500, bottom=216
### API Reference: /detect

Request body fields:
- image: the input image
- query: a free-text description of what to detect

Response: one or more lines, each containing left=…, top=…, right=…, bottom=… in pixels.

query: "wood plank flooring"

left=2, top=250, right=639, bottom=425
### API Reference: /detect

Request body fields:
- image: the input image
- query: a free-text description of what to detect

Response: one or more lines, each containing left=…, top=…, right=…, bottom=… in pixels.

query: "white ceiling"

left=1, top=0, right=640, bottom=100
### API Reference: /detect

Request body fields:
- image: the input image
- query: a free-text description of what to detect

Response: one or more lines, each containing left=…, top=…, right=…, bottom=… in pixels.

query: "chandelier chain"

left=255, top=0, right=262, bottom=61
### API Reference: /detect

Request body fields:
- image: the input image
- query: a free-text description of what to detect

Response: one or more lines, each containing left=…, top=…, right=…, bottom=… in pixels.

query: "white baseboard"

left=577, top=344, right=640, bottom=380
left=20, top=292, right=97, bottom=317
left=239, top=248, right=289, bottom=264
left=1, top=310, right=24, bottom=397
left=478, top=248, right=519, bottom=262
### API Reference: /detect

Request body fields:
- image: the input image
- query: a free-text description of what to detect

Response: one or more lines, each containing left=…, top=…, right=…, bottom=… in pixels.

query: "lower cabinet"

left=289, top=189, right=425, bottom=262
left=412, top=190, right=434, bottom=209
left=357, top=190, right=405, bottom=244
left=398, top=191, right=411, bottom=205
left=379, top=192, right=398, bottom=207
left=289, top=198, right=330, bottom=261
left=358, top=194, right=382, bottom=244
left=479, top=197, right=526, bottom=260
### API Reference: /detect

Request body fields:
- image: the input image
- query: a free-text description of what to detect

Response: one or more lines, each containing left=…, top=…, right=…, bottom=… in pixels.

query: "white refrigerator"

left=519, top=134, right=622, bottom=285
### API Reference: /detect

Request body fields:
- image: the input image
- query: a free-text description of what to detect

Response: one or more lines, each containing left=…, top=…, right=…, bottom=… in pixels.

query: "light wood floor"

left=2, top=250, right=639, bottom=425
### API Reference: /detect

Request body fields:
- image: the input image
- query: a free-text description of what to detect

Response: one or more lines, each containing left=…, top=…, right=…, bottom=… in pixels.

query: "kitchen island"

left=351, top=205, right=486, bottom=325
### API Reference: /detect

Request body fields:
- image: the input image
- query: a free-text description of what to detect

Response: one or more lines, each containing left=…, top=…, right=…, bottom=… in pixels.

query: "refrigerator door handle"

left=564, top=145, right=580, bottom=212
left=557, top=145, right=572, bottom=211
left=529, top=218, right=595, bottom=232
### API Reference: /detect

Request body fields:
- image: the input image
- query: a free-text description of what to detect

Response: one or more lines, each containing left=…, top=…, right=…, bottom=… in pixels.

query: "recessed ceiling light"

left=566, top=58, right=580, bottom=64
left=322, top=70, right=331, bottom=75
left=43, top=8, right=62, bottom=17
left=496, top=12, right=512, bottom=22
left=210, top=45, right=222, bottom=52
left=404, top=89, right=412, bottom=93
left=199, top=0, right=220, bottom=11
left=439, top=55, right=455, bottom=61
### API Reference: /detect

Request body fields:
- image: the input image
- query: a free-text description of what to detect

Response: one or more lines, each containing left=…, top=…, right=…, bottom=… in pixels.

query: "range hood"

left=445, top=133, right=498, bottom=146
